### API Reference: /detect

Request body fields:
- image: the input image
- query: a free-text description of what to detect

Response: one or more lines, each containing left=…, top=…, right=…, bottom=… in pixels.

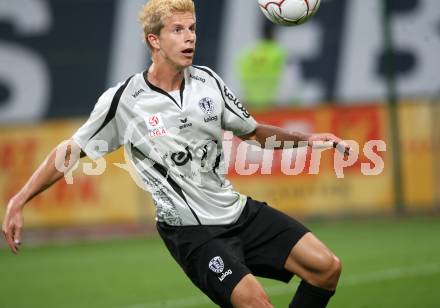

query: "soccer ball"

left=258, top=0, right=321, bottom=26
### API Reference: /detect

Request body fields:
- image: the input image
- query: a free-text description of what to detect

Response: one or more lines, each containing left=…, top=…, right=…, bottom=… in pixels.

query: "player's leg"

left=284, top=232, right=342, bottom=307
left=238, top=198, right=339, bottom=307
left=157, top=221, right=264, bottom=307
left=230, top=273, right=273, bottom=308
left=285, top=232, right=341, bottom=290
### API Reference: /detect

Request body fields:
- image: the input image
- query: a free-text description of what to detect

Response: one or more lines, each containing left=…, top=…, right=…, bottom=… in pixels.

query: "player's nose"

left=185, top=29, right=195, bottom=43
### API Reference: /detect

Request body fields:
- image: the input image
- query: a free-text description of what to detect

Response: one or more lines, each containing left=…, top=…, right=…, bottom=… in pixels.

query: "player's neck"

left=146, top=62, right=184, bottom=92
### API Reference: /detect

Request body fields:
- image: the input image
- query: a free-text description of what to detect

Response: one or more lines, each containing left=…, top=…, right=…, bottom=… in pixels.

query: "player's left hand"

left=307, top=133, right=351, bottom=157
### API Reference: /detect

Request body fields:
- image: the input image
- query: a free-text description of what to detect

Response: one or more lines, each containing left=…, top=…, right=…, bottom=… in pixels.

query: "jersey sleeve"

left=220, top=81, right=257, bottom=136
left=197, top=66, right=257, bottom=136
left=72, top=86, right=123, bottom=160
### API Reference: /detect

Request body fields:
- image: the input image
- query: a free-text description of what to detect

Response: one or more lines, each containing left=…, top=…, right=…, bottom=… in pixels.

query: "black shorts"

left=156, top=197, right=310, bottom=307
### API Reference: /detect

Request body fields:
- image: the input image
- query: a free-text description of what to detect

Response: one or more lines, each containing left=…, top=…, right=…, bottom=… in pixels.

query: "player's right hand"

left=2, top=201, right=24, bottom=254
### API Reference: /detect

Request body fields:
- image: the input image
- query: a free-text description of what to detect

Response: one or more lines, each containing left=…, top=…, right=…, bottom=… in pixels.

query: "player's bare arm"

left=241, top=123, right=350, bottom=155
left=2, top=139, right=85, bottom=254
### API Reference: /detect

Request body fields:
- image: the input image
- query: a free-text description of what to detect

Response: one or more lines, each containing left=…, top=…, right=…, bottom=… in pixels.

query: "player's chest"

left=128, top=87, right=223, bottom=142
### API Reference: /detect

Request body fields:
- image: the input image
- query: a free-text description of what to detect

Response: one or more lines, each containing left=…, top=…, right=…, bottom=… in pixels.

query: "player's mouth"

left=181, top=48, right=194, bottom=58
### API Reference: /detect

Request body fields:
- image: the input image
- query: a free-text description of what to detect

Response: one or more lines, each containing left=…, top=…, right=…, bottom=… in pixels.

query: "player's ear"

left=147, top=33, right=160, bottom=50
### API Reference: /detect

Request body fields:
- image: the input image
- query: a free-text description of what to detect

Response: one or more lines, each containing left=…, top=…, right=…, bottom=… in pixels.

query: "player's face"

left=158, top=12, right=196, bottom=70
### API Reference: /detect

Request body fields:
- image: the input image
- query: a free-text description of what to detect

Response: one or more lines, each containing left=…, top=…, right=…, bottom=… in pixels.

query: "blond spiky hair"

left=138, top=0, right=196, bottom=50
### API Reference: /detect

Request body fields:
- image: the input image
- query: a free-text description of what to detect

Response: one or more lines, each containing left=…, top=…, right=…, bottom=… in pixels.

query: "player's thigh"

left=241, top=199, right=310, bottom=282
left=185, top=237, right=251, bottom=307
left=284, top=232, right=341, bottom=283
left=230, top=273, right=273, bottom=308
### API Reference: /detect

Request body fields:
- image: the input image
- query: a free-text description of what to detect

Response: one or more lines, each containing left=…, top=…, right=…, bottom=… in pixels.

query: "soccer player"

left=2, top=1, right=348, bottom=307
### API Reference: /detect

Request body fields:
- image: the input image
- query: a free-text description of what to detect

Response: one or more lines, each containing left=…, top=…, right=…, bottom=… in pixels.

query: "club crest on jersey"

left=208, top=256, right=224, bottom=274
left=199, top=97, right=215, bottom=115
left=146, top=114, right=168, bottom=137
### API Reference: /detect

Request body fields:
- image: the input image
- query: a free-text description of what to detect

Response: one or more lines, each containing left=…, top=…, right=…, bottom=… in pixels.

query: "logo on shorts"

left=208, top=256, right=224, bottom=274
left=218, top=269, right=232, bottom=282
left=199, top=97, right=214, bottom=115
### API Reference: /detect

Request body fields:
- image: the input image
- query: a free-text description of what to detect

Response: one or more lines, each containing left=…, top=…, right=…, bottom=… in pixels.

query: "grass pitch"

left=1, top=216, right=439, bottom=308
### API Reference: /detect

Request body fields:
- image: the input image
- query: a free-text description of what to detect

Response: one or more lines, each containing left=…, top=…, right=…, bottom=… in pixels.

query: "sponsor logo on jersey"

left=223, top=86, right=250, bottom=118
left=208, top=256, right=224, bottom=273
left=179, top=117, right=193, bottom=129
left=171, top=146, right=192, bottom=166
left=146, top=114, right=167, bottom=137
left=204, top=115, right=218, bottom=123
left=199, top=97, right=215, bottom=115
left=132, top=88, right=145, bottom=98
left=190, top=73, right=206, bottom=83
left=169, top=141, right=217, bottom=168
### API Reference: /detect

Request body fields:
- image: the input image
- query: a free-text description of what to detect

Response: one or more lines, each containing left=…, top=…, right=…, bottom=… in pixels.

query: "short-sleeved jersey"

left=72, top=66, right=257, bottom=226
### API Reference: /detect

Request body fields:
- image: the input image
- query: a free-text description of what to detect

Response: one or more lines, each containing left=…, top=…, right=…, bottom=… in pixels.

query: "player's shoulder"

left=98, top=73, right=142, bottom=104
left=189, top=65, right=223, bottom=83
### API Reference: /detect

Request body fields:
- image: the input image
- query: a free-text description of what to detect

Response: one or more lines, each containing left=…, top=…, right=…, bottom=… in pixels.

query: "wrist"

left=9, top=195, right=26, bottom=210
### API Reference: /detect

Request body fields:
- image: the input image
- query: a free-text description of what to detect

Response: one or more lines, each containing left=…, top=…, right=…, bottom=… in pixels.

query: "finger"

left=14, top=239, right=21, bottom=252
left=311, top=141, right=334, bottom=149
left=4, top=231, right=18, bottom=254
left=331, top=135, right=342, bottom=143
left=333, top=139, right=351, bottom=154
left=333, top=142, right=348, bottom=155
left=11, top=224, right=21, bottom=252
left=2, top=230, right=9, bottom=248
left=14, top=227, right=22, bottom=246
left=333, top=138, right=347, bottom=147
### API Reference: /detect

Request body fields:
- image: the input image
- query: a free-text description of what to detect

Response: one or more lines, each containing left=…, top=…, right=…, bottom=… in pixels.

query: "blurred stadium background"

left=0, top=0, right=439, bottom=307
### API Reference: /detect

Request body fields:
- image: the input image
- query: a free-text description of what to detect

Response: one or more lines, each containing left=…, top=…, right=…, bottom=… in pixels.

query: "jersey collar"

left=143, top=70, right=186, bottom=110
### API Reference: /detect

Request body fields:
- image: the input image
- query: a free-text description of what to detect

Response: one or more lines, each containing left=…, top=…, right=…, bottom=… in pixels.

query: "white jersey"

left=72, top=66, right=257, bottom=226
